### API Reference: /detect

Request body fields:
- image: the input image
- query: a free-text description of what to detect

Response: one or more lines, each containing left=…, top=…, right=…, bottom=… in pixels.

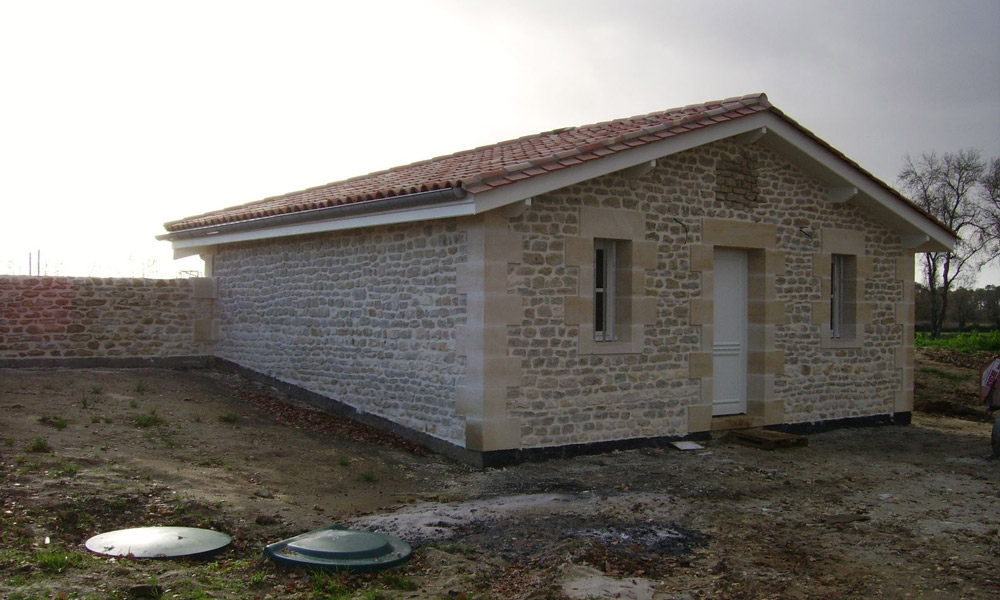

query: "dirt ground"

left=1, top=353, right=998, bottom=600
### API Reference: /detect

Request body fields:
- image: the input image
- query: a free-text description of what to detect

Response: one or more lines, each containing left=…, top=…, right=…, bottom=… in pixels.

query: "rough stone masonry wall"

left=212, top=220, right=468, bottom=444
left=504, top=139, right=906, bottom=448
left=0, top=276, right=215, bottom=362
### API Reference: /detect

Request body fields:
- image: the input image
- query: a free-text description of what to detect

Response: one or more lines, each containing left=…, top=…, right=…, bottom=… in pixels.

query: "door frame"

left=712, top=248, right=748, bottom=416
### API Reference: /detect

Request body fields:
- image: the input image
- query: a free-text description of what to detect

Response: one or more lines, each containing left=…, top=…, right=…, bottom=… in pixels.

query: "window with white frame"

left=830, top=253, right=856, bottom=339
left=595, top=239, right=617, bottom=342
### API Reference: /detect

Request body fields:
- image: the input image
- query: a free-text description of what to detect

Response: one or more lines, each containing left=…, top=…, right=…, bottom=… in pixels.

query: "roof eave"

left=162, top=107, right=956, bottom=256
left=162, top=187, right=473, bottom=258
left=755, top=115, right=955, bottom=251
left=467, top=112, right=955, bottom=252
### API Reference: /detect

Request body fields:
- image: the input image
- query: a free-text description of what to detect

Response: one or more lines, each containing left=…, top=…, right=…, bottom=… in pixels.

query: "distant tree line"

left=899, top=149, right=1000, bottom=337
left=915, top=283, right=1000, bottom=332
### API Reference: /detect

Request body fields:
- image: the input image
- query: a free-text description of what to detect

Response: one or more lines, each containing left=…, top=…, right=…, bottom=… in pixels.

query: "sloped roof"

left=162, top=93, right=955, bottom=253
left=164, top=94, right=772, bottom=233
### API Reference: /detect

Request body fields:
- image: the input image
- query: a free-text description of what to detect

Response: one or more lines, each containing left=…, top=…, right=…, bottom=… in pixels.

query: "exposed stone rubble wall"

left=0, top=276, right=216, bottom=360
left=502, top=139, right=907, bottom=448
left=211, top=221, right=468, bottom=444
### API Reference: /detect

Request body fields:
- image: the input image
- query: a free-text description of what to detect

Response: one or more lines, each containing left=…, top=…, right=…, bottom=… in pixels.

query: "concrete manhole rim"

left=84, top=526, right=232, bottom=559
left=264, top=524, right=412, bottom=573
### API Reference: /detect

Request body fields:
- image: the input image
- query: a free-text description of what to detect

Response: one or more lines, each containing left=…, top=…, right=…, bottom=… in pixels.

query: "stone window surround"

left=563, top=206, right=657, bottom=355
left=687, top=218, right=787, bottom=433
left=811, top=229, right=873, bottom=349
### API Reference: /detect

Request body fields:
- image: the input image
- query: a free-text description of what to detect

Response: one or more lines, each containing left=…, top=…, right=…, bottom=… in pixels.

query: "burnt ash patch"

left=451, top=513, right=706, bottom=577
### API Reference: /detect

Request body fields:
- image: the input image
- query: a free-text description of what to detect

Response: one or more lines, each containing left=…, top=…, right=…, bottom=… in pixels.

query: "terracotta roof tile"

left=164, top=94, right=775, bottom=232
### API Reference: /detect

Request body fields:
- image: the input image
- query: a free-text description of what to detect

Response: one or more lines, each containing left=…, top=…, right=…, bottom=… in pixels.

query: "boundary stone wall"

left=0, top=276, right=216, bottom=362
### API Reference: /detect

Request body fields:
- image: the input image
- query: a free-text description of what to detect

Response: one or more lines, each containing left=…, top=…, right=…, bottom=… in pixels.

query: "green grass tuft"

left=218, top=412, right=239, bottom=424
left=15, top=457, right=42, bottom=474
left=25, top=437, right=51, bottom=453
left=381, top=571, right=418, bottom=591
left=38, top=416, right=68, bottom=430
left=134, top=410, right=163, bottom=428
left=54, top=461, right=78, bottom=477
left=310, top=571, right=352, bottom=598
left=358, top=471, right=378, bottom=483
left=35, top=547, right=80, bottom=573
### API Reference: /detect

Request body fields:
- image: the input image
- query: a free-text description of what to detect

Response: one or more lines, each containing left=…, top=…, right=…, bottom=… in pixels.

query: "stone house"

left=159, top=94, right=955, bottom=466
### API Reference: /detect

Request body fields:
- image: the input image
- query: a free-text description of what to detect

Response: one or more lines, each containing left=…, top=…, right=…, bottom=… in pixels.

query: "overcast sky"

left=1, top=0, right=998, bottom=283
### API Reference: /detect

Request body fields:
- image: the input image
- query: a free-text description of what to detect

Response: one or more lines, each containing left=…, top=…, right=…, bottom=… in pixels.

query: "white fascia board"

left=169, top=198, right=477, bottom=252
left=760, top=118, right=955, bottom=251
left=470, top=114, right=774, bottom=214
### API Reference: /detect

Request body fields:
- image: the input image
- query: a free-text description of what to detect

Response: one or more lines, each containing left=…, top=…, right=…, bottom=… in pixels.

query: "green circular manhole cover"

left=265, top=525, right=411, bottom=572
left=85, top=526, right=231, bottom=558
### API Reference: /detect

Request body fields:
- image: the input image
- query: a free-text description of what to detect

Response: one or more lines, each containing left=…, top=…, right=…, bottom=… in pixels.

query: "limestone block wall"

left=211, top=220, right=468, bottom=444
left=0, top=276, right=216, bottom=360
left=455, top=211, right=525, bottom=451
left=503, top=138, right=909, bottom=448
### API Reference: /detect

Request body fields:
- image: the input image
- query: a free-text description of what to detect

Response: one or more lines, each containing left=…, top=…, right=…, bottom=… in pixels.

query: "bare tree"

left=978, top=158, right=1000, bottom=260
left=949, top=287, right=978, bottom=331
left=898, top=149, right=986, bottom=337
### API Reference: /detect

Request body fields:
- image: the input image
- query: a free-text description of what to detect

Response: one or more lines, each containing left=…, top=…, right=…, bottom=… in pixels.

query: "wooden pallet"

left=730, top=429, right=808, bottom=450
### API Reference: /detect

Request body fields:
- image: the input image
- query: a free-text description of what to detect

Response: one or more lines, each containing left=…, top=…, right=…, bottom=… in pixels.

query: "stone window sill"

left=580, top=339, right=642, bottom=355
left=820, top=336, right=862, bottom=350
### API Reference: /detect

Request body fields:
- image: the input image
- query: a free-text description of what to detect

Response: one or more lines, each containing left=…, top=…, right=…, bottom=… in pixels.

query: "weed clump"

left=381, top=572, right=417, bottom=591
left=35, top=547, right=79, bottom=573
left=38, top=416, right=68, bottom=430
left=134, top=410, right=163, bottom=429
left=54, top=461, right=78, bottom=477
left=25, top=437, right=51, bottom=453
left=310, top=571, right=351, bottom=597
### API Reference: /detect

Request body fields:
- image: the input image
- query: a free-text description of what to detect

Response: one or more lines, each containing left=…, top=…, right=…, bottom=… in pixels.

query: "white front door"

left=713, top=248, right=748, bottom=416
